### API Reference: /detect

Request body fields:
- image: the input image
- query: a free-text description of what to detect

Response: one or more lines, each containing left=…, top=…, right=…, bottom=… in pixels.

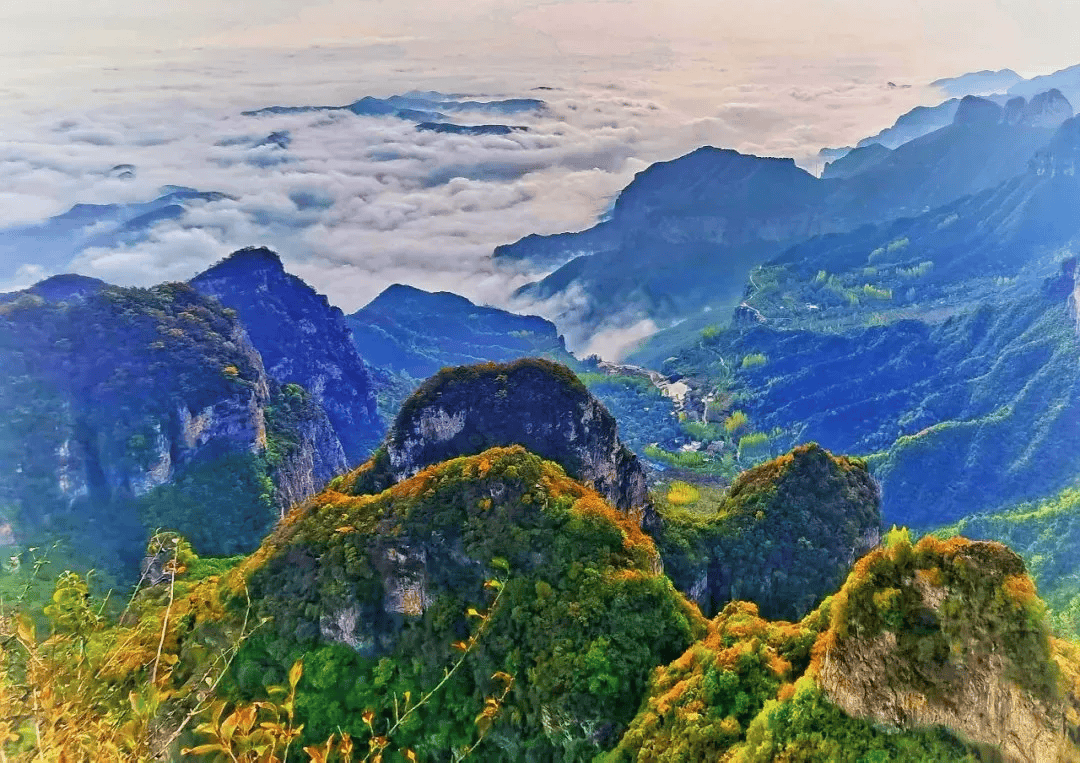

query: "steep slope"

left=191, top=247, right=382, bottom=464
left=347, top=283, right=571, bottom=379
left=357, top=359, right=650, bottom=512
left=662, top=117, right=1080, bottom=525
left=854, top=98, right=963, bottom=149
left=501, top=95, right=1070, bottom=350
left=611, top=532, right=1080, bottom=762
left=222, top=446, right=704, bottom=760
left=0, top=280, right=346, bottom=571
left=655, top=444, right=881, bottom=619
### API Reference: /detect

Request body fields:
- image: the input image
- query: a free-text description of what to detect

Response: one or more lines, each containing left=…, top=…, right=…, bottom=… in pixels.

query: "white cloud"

left=2, top=23, right=1071, bottom=355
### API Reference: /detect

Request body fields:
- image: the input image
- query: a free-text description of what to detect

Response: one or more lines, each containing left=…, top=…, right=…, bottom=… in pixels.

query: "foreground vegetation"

left=2, top=445, right=1078, bottom=762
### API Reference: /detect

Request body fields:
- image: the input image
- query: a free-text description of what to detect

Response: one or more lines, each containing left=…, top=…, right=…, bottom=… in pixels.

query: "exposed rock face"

left=191, top=247, right=383, bottom=464
left=656, top=443, right=881, bottom=619
left=0, top=282, right=275, bottom=566
left=0, top=278, right=347, bottom=571
left=268, top=382, right=348, bottom=512
left=1023, top=89, right=1075, bottom=129
left=821, top=635, right=1071, bottom=763
left=381, top=359, right=649, bottom=512
left=816, top=536, right=1080, bottom=763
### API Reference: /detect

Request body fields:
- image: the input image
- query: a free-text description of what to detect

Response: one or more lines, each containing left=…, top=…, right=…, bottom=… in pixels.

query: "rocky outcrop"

left=953, top=95, right=1004, bottom=125
left=1023, top=89, right=1075, bottom=129
left=267, top=382, right=349, bottom=512
left=655, top=443, right=881, bottom=619
left=0, top=279, right=345, bottom=571
left=815, top=535, right=1080, bottom=763
left=191, top=247, right=383, bottom=464
left=379, top=359, right=649, bottom=512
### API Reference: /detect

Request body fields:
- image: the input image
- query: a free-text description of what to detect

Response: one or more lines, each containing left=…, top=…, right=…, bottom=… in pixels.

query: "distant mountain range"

left=0, top=187, right=227, bottom=284
left=242, top=90, right=545, bottom=136
left=932, top=68, right=1024, bottom=96
left=347, top=282, right=571, bottom=381
left=659, top=114, right=1080, bottom=527
left=818, top=62, right=1080, bottom=163
left=501, top=91, right=1075, bottom=349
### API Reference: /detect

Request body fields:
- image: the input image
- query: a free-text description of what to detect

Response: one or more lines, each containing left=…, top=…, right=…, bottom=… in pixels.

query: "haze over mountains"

left=8, top=54, right=1080, bottom=761
left=503, top=88, right=1077, bottom=353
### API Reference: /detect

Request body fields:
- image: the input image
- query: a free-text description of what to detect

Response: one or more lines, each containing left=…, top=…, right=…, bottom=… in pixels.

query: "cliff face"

left=264, top=381, right=348, bottom=512
left=501, top=93, right=1070, bottom=348
left=656, top=443, right=882, bottom=620
left=237, top=445, right=701, bottom=760
left=815, top=534, right=1080, bottom=763
left=191, top=247, right=382, bottom=464
left=374, top=359, right=649, bottom=513
left=0, top=280, right=345, bottom=571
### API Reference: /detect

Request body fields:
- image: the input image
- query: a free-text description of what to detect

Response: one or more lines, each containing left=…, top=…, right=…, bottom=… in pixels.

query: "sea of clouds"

left=0, top=38, right=946, bottom=356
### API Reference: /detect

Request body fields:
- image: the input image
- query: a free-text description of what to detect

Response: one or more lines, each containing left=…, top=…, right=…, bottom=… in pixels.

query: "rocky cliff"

left=230, top=445, right=702, bottom=760
left=609, top=531, right=1080, bottom=762
left=814, top=534, right=1080, bottom=762
left=0, top=278, right=345, bottom=571
left=359, top=359, right=649, bottom=513
left=191, top=247, right=382, bottom=464
left=263, top=381, right=348, bottom=512
left=656, top=443, right=882, bottom=619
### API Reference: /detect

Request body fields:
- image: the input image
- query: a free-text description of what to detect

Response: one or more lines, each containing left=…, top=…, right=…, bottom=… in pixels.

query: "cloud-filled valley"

left=0, top=86, right=691, bottom=311
left=0, top=33, right=958, bottom=339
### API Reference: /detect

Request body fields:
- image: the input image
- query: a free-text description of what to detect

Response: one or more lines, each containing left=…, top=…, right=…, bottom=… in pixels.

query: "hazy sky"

left=1, top=1, right=1077, bottom=356
left=3, top=0, right=1076, bottom=114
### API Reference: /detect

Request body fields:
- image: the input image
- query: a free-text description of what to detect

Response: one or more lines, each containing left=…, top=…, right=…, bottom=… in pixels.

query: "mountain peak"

left=952, top=95, right=1003, bottom=125
left=22, top=273, right=108, bottom=303
left=196, top=246, right=287, bottom=278
left=1021, top=88, right=1074, bottom=128
left=349, top=286, right=571, bottom=379
left=814, top=533, right=1076, bottom=760
left=190, top=247, right=383, bottom=463
left=353, top=359, right=649, bottom=513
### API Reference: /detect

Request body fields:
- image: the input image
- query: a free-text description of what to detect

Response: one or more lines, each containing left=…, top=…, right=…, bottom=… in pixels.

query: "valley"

left=4, top=59, right=1080, bottom=762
